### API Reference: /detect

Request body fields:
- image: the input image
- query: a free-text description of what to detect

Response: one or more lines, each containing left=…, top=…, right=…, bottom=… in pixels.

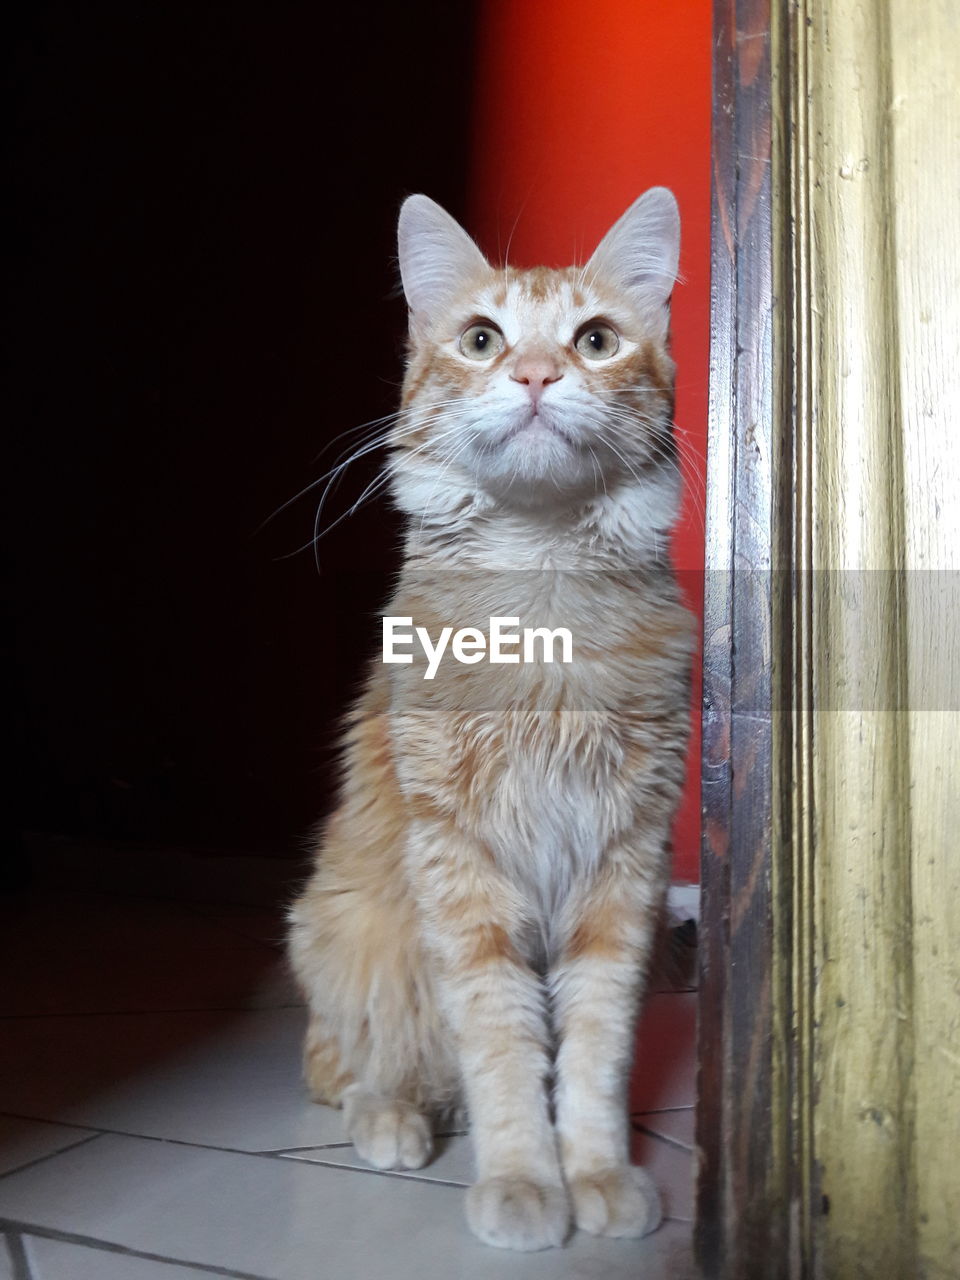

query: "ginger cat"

left=287, top=189, right=693, bottom=1251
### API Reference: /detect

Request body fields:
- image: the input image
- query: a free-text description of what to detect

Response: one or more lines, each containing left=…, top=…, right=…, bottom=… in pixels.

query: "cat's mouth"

left=496, top=409, right=578, bottom=449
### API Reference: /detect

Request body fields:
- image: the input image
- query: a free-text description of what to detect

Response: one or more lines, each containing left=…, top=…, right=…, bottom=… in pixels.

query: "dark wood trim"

left=696, top=1, right=787, bottom=1275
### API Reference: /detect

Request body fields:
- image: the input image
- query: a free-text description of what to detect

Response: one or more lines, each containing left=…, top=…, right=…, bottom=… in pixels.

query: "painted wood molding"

left=783, top=0, right=959, bottom=1274
left=700, top=0, right=959, bottom=1275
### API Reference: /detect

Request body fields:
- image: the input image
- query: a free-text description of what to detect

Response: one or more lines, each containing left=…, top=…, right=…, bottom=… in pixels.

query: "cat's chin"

left=475, top=468, right=605, bottom=512
left=469, top=430, right=603, bottom=510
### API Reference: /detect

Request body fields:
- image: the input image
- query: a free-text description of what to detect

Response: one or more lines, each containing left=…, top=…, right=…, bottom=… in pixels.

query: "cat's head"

left=391, top=190, right=680, bottom=517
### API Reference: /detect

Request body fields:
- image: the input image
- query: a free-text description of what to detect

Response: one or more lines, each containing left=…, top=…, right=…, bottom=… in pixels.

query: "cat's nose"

left=510, top=356, right=563, bottom=402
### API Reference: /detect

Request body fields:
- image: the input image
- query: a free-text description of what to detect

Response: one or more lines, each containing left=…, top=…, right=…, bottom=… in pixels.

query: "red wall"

left=468, top=1, right=711, bottom=883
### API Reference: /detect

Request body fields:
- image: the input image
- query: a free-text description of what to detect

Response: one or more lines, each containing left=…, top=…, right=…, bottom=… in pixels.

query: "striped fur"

left=287, top=190, right=693, bottom=1250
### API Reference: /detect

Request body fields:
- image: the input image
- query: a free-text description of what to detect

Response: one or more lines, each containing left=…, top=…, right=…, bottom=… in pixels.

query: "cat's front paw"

left=466, top=1176, right=571, bottom=1251
left=347, top=1098, right=433, bottom=1170
left=568, top=1165, right=662, bottom=1238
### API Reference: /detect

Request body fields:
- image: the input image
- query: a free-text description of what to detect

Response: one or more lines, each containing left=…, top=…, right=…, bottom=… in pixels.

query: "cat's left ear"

left=397, top=195, right=489, bottom=338
left=586, top=188, right=681, bottom=329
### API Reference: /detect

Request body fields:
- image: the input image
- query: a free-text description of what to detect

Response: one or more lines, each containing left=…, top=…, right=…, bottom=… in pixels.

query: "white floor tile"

left=0, top=1116, right=94, bottom=1177
left=280, top=1127, right=694, bottom=1216
left=629, top=992, right=697, bottom=1112
left=634, top=1108, right=695, bottom=1151
left=0, top=1008, right=343, bottom=1152
left=280, top=1131, right=476, bottom=1186
left=0, top=875, right=700, bottom=1278
left=630, top=1127, right=695, bottom=1222
left=24, top=1236, right=224, bottom=1279
left=0, top=1134, right=693, bottom=1280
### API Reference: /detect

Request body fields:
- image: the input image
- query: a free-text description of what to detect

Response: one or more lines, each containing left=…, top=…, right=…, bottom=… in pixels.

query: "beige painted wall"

left=779, top=0, right=959, bottom=1274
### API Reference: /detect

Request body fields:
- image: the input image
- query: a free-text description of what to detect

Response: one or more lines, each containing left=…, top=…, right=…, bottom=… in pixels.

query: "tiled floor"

left=0, top=858, right=698, bottom=1279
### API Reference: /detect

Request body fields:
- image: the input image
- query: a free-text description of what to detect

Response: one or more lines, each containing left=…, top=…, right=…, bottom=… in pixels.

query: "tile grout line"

left=0, top=1109, right=693, bottom=1191
left=0, top=1112, right=309, bottom=1164
left=0, top=1105, right=693, bottom=1161
left=0, top=1126, right=693, bottom=1233
left=0, top=1134, right=104, bottom=1184
left=0, top=1128, right=694, bottom=1228
left=261, top=1128, right=469, bottom=1155
left=0, top=1111, right=468, bottom=1187
left=271, top=1156, right=470, bottom=1189
left=630, top=1105, right=696, bottom=1115
left=4, top=1231, right=33, bottom=1280
left=0, top=1218, right=270, bottom=1280
left=630, top=1121, right=695, bottom=1154
left=0, top=1109, right=472, bottom=1158
left=261, top=1141, right=354, bottom=1154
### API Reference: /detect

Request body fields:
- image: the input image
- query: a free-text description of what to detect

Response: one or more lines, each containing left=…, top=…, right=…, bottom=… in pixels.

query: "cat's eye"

left=575, top=323, right=621, bottom=360
left=459, top=323, right=505, bottom=361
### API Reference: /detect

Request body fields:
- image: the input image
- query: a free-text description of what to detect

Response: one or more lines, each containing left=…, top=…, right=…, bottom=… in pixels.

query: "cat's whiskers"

left=586, top=401, right=706, bottom=530
left=261, top=394, right=486, bottom=542
left=311, top=409, right=406, bottom=465
left=619, top=425, right=706, bottom=529
left=410, top=428, right=485, bottom=557
left=315, top=404, right=478, bottom=522
left=308, top=433, right=472, bottom=564
left=572, top=406, right=696, bottom=544
left=585, top=444, right=608, bottom=500
left=603, top=386, right=706, bottom=473
left=328, top=411, right=476, bottom=515
left=254, top=410, right=410, bottom=536
left=584, top=425, right=658, bottom=497
left=273, top=414, right=478, bottom=563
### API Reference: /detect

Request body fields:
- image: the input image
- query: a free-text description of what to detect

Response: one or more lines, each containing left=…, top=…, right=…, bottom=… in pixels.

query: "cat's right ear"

left=586, top=188, right=681, bottom=333
left=397, top=195, right=488, bottom=338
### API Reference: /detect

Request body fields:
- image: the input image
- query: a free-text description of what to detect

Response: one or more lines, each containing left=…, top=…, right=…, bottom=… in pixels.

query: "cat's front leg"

left=550, top=852, right=666, bottom=1239
left=412, top=817, right=570, bottom=1251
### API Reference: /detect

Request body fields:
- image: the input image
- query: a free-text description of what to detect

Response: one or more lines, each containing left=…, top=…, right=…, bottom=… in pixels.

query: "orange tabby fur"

left=287, top=190, right=693, bottom=1251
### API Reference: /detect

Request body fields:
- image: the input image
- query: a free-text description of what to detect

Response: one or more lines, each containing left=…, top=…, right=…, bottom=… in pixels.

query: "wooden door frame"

left=696, top=2, right=959, bottom=1277
left=696, top=0, right=785, bottom=1272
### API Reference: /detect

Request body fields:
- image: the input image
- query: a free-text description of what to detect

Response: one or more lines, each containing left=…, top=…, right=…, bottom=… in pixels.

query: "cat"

left=286, top=189, right=694, bottom=1252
